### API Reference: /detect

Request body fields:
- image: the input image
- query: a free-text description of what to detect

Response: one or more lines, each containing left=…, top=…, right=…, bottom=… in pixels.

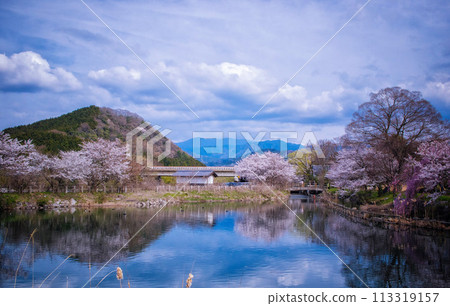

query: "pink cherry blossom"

left=235, top=151, right=296, bottom=186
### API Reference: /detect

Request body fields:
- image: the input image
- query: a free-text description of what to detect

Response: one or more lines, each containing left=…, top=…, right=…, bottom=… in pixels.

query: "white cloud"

left=1, top=0, right=449, bottom=138
left=265, top=84, right=347, bottom=118
left=87, top=61, right=275, bottom=112
left=0, top=51, right=81, bottom=92
left=88, top=66, right=141, bottom=86
left=86, top=59, right=362, bottom=124
left=185, top=62, right=275, bottom=95
left=423, top=81, right=450, bottom=106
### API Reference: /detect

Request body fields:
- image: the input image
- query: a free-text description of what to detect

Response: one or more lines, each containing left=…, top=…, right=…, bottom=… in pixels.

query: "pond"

left=1, top=197, right=449, bottom=288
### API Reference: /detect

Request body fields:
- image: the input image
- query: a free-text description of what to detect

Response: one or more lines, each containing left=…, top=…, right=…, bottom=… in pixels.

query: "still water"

left=1, top=198, right=449, bottom=288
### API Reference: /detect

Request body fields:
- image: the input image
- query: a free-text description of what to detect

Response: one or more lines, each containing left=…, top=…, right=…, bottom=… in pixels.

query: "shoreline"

left=3, top=189, right=450, bottom=232
left=0, top=186, right=290, bottom=211
left=320, top=192, right=450, bottom=231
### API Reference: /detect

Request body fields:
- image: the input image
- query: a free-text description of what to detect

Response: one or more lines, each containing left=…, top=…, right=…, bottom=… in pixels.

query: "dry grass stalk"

left=186, top=273, right=194, bottom=288
left=0, top=228, right=8, bottom=253
left=116, top=267, right=123, bottom=288
left=95, top=269, right=116, bottom=288
left=39, top=254, right=73, bottom=288
left=31, top=230, right=35, bottom=288
left=89, top=258, right=91, bottom=288
left=14, top=228, right=37, bottom=288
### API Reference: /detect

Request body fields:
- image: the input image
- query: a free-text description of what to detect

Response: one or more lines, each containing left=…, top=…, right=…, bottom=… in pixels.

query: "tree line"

left=236, top=87, right=449, bottom=216
left=326, top=87, right=449, bottom=215
left=0, top=132, right=129, bottom=193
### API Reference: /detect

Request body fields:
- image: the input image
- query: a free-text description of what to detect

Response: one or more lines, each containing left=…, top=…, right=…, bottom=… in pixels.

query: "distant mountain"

left=176, top=138, right=302, bottom=166
left=4, top=106, right=203, bottom=166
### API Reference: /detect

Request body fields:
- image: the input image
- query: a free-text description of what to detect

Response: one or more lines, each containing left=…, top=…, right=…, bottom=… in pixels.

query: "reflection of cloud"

left=3, top=202, right=449, bottom=288
left=277, top=270, right=307, bottom=287
left=234, top=205, right=294, bottom=241
left=276, top=260, right=341, bottom=287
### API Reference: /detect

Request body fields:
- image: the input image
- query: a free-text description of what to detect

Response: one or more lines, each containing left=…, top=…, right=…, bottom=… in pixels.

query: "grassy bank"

left=0, top=186, right=290, bottom=210
left=322, top=190, right=450, bottom=229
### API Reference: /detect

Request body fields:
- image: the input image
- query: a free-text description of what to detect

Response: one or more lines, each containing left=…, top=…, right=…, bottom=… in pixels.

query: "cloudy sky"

left=0, top=0, right=449, bottom=142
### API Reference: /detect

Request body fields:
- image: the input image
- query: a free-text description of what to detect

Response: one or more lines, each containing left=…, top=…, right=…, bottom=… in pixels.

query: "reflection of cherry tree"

left=235, top=152, right=296, bottom=186
left=290, top=201, right=450, bottom=287
left=1, top=208, right=177, bottom=266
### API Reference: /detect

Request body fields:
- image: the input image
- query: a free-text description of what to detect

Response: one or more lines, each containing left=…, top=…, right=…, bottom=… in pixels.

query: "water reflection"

left=287, top=199, right=450, bottom=288
left=0, top=200, right=448, bottom=288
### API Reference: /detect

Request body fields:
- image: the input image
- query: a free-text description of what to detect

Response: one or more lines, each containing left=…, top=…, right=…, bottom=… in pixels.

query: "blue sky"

left=0, top=0, right=449, bottom=142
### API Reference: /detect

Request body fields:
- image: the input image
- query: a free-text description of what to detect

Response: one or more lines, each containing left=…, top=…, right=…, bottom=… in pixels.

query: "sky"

left=0, top=0, right=449, bottom=142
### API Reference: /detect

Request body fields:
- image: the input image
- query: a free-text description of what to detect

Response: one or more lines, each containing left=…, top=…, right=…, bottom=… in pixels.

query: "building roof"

left=172, top=170, right=218, bottom=177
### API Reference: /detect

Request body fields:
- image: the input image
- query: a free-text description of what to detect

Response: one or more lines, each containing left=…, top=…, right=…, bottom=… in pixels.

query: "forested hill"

left=3, top=106, right=203, bottom=166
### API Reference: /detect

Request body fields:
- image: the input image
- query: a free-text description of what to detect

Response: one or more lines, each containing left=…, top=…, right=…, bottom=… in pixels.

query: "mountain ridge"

left=176, top=137, right=303, bottom=166
left=3, top=106, right=203, bottom=166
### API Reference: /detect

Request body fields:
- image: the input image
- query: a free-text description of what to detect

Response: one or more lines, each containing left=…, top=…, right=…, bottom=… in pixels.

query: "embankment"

left=321, top=192, right=450, bottom=231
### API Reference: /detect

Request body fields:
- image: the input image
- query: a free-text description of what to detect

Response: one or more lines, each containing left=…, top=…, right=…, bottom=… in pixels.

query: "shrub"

left=95, top=192, right=107, bottom=204
left=0, top=193, right=19, bottom=209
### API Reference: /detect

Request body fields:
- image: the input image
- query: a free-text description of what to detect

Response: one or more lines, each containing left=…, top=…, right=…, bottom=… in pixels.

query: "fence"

left=2, top=183, right=267, bottom=194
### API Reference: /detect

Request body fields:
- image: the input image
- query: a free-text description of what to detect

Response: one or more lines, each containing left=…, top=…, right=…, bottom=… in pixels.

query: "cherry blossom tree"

left=326, top=147, right=371, bottom=192
left=345, top=87, right=448, bottom=187
left=79, top=139, right=130, bottom=190
left=235, top=151, right=296, bottom=186
left=326, top=145, right=398, bottom=193
left=40, top=151, right=91, bottom=192
left=0, top=132, right=45, bottom=192
left=394, top=140, right=450, bottom=215
left=56, top=151, right=91, bottom=182
left=412, top=141, right=449, bottom=195
left=1, top=132, right=131, bottom=192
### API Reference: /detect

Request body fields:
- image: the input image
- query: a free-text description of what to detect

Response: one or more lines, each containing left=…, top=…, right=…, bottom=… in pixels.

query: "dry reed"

left=95, top=269, right=116, bottom=288
left=116, top=267, right=123, bottom=288
left=186, top=273, right=194, bottom=288
left=38, top=254, right=73, bottom=288
left=31, top=229, right=35, bottom=288
left=89, top=257, right=91, bottom=288
left=14, top=228, right=37, bottom=288
left=0, top=228, right=8, bottom=253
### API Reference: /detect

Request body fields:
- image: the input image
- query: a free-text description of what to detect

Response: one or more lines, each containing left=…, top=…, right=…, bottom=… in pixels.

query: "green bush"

left=36, top=198, right=48, bottom=207
left=0, top=193, right=19, bottom=209
left=95, top=192, right=107, bottom=204
left=328, top=187, right=338, bottom=194
left=161, top=176, right=176, bottom=185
